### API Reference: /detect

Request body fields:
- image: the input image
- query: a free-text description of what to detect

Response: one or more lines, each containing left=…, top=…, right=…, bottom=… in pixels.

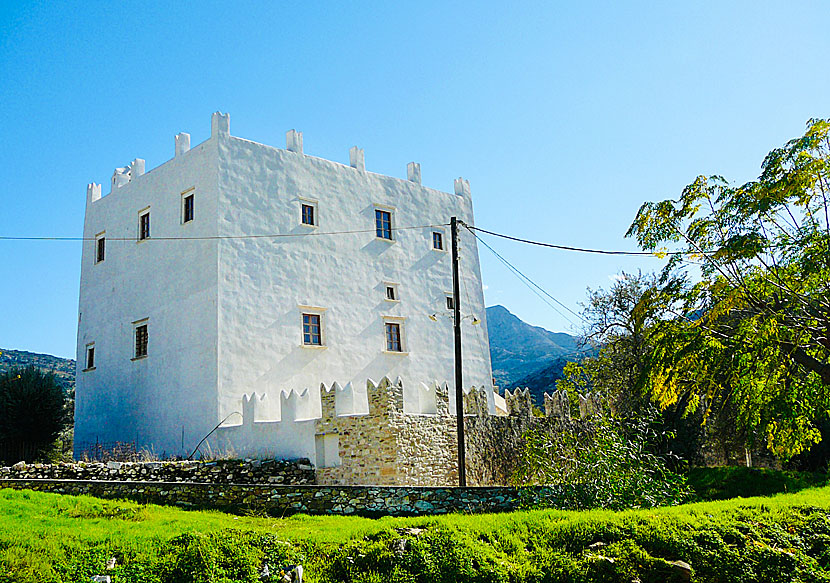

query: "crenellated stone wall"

left=313, top=378, right=599, bottom=487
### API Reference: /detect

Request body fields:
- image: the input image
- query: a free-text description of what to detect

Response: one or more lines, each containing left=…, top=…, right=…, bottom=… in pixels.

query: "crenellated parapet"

left=88, top=112, right=474, bottom=203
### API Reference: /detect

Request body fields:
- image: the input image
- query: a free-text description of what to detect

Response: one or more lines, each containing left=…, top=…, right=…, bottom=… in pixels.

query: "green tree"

left=626, top=118, right=830, bottom=458
left=557, top=272, right=707, bottom=465
left=0, top=366, right=69, bottom=463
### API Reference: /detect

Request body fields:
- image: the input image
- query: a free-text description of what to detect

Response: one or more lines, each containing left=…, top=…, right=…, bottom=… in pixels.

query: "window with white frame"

left=95, top=232, right=106, bottom=263
left=384, top=320, right=405, bottom=352
left=432, top=231, right=444, bottom=250
left=138, top=209, right=150, bottom=241
left=182, top=190, right=195, bottom=223
left=446, top=295, right=455, bottom=310
left=300, top=308, right=327, bottom=347
left=300, top=200, right=317, bottom=227
left=133, top=320, right=148, bottom=358
left=84, top=343, right=95, bottom=370
left=384, top=283, right=399, bottom=302
left=375, top=208, right=393, bottom=240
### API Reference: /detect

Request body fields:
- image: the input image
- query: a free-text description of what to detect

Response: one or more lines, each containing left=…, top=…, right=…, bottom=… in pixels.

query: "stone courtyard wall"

left=0, top=479, right=569, bottom=517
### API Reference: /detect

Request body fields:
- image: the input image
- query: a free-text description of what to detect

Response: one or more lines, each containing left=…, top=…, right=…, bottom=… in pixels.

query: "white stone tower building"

left=75, top=112, right=494, bottom=462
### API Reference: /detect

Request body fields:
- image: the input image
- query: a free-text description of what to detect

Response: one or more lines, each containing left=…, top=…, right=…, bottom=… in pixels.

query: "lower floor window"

left=303, top=313, right=322, bottom=345
left=385, top=322, right=402, bottom=352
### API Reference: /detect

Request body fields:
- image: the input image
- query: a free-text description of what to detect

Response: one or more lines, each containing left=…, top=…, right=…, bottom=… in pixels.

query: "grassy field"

left=4, top=476, right=830, bottom=583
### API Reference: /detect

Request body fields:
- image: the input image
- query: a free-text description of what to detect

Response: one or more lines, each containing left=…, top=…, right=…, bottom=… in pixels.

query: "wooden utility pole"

left=451, top=216, right=466, bottom=487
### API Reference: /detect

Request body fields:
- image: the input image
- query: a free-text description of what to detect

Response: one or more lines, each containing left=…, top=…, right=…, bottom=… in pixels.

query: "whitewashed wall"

left=214, top=125, right=493, bottom=425
left=75, top=130, right=221, bottom=457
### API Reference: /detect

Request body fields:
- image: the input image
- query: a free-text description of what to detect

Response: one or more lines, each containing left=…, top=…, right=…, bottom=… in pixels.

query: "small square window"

left=303, top=313, right=322, bottom=346
left=385, top=322, right=402, bottom=352
left=134, top=323, right=148, bottom=358
left=95, top=234, right=105, bottom=263
left=183, top=193, right=194, bottom=223
left=138, top=211, right=150, bottom=240
left=301, top=203, right=316, bottom=226
left=446, top=295, right=455, bottom=310
left=375, top=209, right=393, bottom=240
left=433, top=231, right=444, bottom=250
left=85, top=343, right=95, bottom=370
left=385, top=284, right=399, bottom=301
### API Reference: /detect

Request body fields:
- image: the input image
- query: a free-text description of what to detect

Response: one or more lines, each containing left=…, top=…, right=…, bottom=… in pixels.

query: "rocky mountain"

left=486, top=305, right=587, bottom=397
left=0, top=349, right=75, bottom=392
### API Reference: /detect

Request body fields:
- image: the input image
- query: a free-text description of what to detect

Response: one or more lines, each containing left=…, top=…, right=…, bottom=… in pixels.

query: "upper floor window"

left=138, top=210, right=150, bottom=241
left=95, top=233, right=106, bottom=263
left=446, top=295, right=455, bottom=310
left=134, top=321, right=148, bottom=358
left=384, top=283, right=399, bottom=301
left=301, top=203, right=316, bottom=226
left=375, top=209, right=393, bottom=240
left=182, top=192, right=194, bottom=223
left=432, top=231, right=444, bottom=250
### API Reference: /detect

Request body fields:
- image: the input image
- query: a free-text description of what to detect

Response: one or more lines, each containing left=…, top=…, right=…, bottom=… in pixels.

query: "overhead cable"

left=465, top=226, right=585, bottom=325
left=467, top=224, right=680, bottom=257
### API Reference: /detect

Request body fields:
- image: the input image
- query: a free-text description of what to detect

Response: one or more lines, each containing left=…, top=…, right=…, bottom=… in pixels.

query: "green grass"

left=5, top=482, right=830, bottom=582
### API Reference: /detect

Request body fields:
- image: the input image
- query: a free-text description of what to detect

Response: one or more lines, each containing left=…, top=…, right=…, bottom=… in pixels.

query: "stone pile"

left=0, top=458, right=315, bottom=485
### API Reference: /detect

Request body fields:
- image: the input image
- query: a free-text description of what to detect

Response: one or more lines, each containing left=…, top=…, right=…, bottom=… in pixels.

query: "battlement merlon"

left=175, top=133, right=191, bottom=157
left=350, top=146, right=365, bottom=171
left=86, top=183, right=102, bottom=204
left=454, top=177, right=471, bottom=197
left=407, top=162, right=421, bottom=185
left=286, top=129, right=303, bottom=154
left=211, top=111, right=230, bottom=139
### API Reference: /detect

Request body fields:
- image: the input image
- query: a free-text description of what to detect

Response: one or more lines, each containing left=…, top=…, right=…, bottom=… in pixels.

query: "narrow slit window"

left=375, top=209, right=392, bottom=240
left=139, top=212, right=150, bottom=240
left=183, top=194, right=194, bottom=223
left=303, top=313, right=322, bottom=345
left=95, top=235, right=106, bottom=263
left=135, top=323, right=148, bottom=358
left=385, top=322, right=402, bottom=352
left=85, top=344, right=95, bottom=370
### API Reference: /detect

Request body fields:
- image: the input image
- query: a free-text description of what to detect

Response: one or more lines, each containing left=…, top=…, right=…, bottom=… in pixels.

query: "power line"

left=0, top=223, right=449, bottom=242
left=465, top=226, right=585, bottom=326
left=467, top=224, right=681, bottom=257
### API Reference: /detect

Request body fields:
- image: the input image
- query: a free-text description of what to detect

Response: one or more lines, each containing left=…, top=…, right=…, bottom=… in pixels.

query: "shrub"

left=515, top=412, right=693, bottom=509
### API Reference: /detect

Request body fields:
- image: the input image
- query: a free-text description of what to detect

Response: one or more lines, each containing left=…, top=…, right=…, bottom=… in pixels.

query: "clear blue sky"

left=1, top=1, right=828, bottom=359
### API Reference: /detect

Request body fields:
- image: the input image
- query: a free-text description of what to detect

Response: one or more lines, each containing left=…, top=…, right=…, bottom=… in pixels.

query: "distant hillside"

left=486, top=305, right=587, bottom=393
left=0, top=349, right=75, bottom=392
